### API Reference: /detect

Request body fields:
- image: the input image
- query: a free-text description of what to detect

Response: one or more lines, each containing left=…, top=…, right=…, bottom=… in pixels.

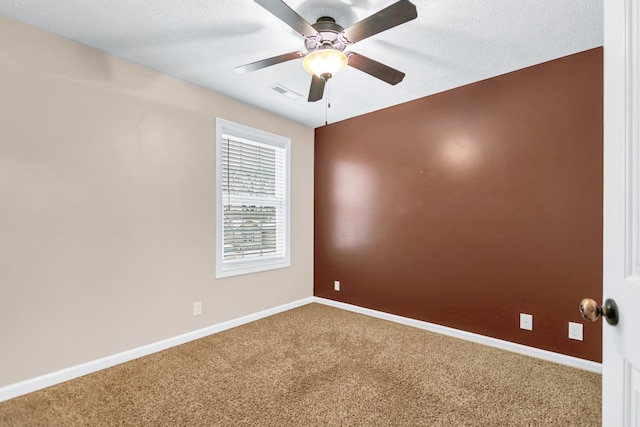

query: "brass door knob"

left=579, top=298, right=619, bottom=325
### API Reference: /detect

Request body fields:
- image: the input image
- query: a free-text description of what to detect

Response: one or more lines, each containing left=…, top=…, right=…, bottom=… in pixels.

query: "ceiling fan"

left=235, top=0, right=418, bottom=102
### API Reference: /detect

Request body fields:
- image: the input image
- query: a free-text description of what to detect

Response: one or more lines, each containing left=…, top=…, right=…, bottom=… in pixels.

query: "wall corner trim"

left=313, top=297, right=602, bottom=374
left=0, top=297, right=315, bottom=402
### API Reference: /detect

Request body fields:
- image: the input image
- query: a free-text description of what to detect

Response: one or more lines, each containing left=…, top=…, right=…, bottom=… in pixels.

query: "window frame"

left=215, top=118, right=291, bottom=278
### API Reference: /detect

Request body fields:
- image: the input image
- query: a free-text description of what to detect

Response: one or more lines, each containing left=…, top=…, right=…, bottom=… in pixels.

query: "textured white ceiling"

left=0, top=0, right=602, bottom=128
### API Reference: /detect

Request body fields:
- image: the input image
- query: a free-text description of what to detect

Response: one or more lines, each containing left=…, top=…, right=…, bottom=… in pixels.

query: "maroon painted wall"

left=314, top=48, right=603, bottom=362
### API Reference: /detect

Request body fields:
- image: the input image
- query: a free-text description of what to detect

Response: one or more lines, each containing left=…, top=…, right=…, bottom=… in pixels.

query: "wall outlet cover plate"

left=568, top=322, right=583, bottom=341
left=520, top=313, right=533, bottom=331
left=193, top=301, right=202, bottom=316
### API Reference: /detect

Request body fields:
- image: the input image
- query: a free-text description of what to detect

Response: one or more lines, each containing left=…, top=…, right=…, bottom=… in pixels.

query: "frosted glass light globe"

left=303, top=49, right=348, bottom=79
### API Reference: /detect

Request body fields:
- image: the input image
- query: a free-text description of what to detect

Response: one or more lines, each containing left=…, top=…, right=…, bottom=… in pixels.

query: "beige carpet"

left=0, top=303, right=601, bottom=426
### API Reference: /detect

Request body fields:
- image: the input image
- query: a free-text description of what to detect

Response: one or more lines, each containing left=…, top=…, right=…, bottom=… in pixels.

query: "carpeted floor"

left=0, top=303, right=601, bottom=426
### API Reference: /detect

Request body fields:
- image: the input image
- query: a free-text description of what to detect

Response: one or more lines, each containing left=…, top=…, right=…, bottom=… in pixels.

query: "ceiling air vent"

left=270, top=84, right=302, bottom=100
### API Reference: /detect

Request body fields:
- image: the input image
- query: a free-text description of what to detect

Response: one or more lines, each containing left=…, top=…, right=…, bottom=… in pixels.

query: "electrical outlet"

left=334, top=280, right=340, bottom=291
left=193, top=301, right=202, bottom=316
left=520, top=313, right=533, bottom=331
left=568, top=322, right=583, bottom=341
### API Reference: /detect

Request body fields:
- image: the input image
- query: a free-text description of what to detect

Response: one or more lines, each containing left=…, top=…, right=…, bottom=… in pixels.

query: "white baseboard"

left=1, top=295, right=600, bottom=402
left=312, top=297, right=602, bottom=374
left=0, top=297, right=315, bottom=402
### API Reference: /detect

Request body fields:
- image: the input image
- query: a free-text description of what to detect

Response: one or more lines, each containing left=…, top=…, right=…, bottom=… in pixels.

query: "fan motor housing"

left=312, top=16, right=343, bottom=33
left=305, top=16, right=347, bottom=52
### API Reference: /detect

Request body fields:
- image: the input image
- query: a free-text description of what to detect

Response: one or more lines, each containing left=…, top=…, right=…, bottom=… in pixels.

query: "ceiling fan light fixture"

left=303, top=48, right=348, bottom=80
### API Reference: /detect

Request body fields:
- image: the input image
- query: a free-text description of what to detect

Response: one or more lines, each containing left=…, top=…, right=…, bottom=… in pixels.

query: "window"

left=215, top=118, right=290, bottom=278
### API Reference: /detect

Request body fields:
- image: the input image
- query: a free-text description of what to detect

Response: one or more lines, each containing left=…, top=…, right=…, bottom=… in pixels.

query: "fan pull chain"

left=325, top=79, right=331, bottom=126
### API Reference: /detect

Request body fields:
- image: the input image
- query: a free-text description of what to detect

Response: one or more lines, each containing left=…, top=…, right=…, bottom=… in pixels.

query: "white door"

left=603, top=0, right=640, bottom=425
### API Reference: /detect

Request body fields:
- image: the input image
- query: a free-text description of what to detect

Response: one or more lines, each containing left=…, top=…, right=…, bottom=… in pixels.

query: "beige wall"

left=0, top=16, right=314, bottom=387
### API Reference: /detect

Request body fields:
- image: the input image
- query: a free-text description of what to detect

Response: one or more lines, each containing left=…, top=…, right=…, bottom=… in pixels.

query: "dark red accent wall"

left=314, top=48, right=603, bottom=362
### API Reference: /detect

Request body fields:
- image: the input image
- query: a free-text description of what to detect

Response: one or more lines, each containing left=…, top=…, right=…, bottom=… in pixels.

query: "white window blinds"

left=221, top=135, right=286, bottom=261
left=215, top=118, right=290, bottom=278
